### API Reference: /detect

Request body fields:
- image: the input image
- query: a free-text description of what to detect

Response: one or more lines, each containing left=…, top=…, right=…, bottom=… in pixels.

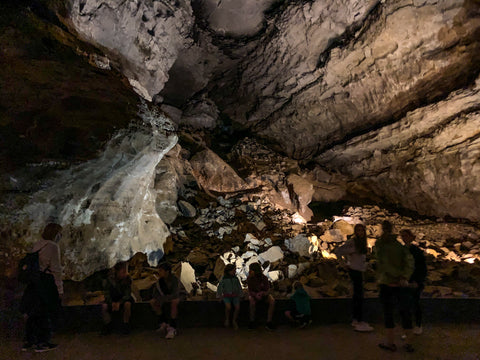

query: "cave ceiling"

left=1, top=0, right=480, bottom=228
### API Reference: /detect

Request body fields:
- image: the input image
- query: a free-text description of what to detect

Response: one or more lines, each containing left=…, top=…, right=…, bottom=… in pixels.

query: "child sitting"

left=217, top=264, right=242, bottom=329
left=149, top=263, right=181, bottom=339
left=285, top=281, right=312, bottom=328
left=101, top=261, right=134, bottom=335
left=247, top=262, right=275, bottom=330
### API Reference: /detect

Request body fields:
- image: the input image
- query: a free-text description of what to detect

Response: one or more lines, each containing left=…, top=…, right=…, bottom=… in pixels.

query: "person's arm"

left=335, top=239, right=354, bottom=257
left=103, top=278, right=112, bottom=304
left=216, top=278, right=224, bottom=298
left=46, top=243, right=63, bottom=295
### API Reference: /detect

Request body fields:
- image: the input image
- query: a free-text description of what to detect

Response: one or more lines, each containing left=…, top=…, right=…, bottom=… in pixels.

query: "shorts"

left=223, top=297, right=240, bottom=305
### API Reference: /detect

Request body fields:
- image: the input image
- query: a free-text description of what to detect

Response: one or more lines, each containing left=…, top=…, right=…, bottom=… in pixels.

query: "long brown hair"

left=353, top=224, right=367, bottom=254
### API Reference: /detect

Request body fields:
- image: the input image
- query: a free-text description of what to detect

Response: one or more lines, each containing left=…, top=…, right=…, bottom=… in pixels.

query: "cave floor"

left=1, top=323, right=479, bottom=360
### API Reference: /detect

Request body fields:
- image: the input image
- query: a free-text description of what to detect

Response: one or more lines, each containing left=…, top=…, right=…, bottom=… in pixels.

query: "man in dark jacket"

left=400, top=229, right=427, bottom=335
left=101, top=261, right=134, bottom=335
left=149, top=263, right=181, bottom=339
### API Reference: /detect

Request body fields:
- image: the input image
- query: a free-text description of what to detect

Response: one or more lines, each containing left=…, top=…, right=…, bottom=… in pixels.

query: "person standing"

left=400, top=229, right=427, bottom=335
left=217, top=263, right=242, bottom=330
left=375, top=220, right=415, bottom=352
left=20, top=223, right=63, bottom=353
left=335, top=223, right=373, bottom=332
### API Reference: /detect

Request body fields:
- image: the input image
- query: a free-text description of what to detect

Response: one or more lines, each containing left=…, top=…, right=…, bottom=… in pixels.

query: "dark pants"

left=412, top=283, right=424, bottom=327
left=25, top=312, right=51, bottom=345
left=349, top=269, right=364, bottom=322
left=379, top=285, right=412, bottom=329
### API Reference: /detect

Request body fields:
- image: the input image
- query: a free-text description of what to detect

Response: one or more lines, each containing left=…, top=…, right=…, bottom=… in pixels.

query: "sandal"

left=403, top=344, right=414, bottom=353
left=378, top=343, right=397, bottom=352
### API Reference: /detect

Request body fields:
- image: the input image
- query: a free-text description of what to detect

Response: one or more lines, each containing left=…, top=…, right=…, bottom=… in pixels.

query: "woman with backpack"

left=20, top=223, right=63, bottom=353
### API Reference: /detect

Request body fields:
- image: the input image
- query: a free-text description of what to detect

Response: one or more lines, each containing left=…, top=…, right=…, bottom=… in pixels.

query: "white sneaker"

left=156, top=322, right=168, bottom=334
left=413, top=326, right=423, bottom=335
left=354, top=322, right=374, bottom=332
left=165, top=326, right=177, bottom=339
left=351, top=320, right=360, bottom=327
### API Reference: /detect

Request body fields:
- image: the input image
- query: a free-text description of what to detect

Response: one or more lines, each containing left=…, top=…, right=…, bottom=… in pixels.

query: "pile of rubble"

left=70, top=195, right=480, bottom=305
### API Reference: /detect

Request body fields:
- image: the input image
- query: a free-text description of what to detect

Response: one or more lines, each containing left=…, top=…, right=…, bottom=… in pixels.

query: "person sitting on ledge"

left=101, top=261, right=134, bottom=335
left=285, top=281, right=312, bottom=328
left=247, top=262, right=275, bottom=330
left=150, top=262, right=180, bottom=339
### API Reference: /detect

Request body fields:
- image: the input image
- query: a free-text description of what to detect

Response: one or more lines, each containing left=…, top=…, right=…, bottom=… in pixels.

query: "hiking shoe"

left=156, top=322, right=168, bottom=334
left=165, top=326, right=177, bottom=339
left=403, top=343, right=415, bottom=353
left=248, top=321, right=256, bottom=330
left=298, top=319, right=312, bottom=329
left=265, top=322, right=276, bottom=331
left=34, top=343, right=58, bottom=353
left=354, top=322, right=373, bottom=332
left=378, top=343, right=397, bottom=352
left=21, top=342, right=34, bottom=352
left=413, top=326, right=423, bottom=335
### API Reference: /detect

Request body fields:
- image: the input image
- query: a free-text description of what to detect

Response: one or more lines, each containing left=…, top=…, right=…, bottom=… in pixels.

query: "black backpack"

left=18, top=250, right=42, bottom=284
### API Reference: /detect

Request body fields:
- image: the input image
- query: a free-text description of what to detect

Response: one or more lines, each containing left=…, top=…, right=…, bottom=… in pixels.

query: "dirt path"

left=1, top=323, right=479, bottom=360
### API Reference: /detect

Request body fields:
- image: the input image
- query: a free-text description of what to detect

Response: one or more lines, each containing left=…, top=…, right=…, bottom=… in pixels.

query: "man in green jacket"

left=375, top=221, right=415, bottom=353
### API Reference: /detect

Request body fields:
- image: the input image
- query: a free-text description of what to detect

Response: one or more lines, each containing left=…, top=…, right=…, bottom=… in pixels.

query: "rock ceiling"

left=67, top=0, right=480, bottom=221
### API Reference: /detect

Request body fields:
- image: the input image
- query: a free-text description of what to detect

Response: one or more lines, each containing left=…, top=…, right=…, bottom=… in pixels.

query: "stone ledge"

left=57, top=298, right=480, bottom=333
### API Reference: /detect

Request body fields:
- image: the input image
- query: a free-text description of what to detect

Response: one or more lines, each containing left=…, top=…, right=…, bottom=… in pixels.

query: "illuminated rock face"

left=69, top=0, right=195, bottom=100
left=65, top=0, right=480, bottom=221
left=23, top=106, right=178, bottom=280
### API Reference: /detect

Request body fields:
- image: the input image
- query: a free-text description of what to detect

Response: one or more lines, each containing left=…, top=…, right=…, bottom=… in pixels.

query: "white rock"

left=288, top=264, right=298, bottom=279
left=180, top=262, right=196, bottom=294
left=320, top=229, right=345, bottom=243
left=258, top=246, right=284, bottom=264
left=284, top=234, right=311, bottom=257
left=267, top=270, right=283, bottom=282
left=206, top=282, right=218, bottom=292
left=241, top=251, right=258, bottom=259
left=245, top=233, right=264, bottom=245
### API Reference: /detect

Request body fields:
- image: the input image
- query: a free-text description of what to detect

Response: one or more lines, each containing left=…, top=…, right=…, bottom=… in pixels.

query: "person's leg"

left=224, top=300, right=232, bottom=327
left=379, top=285, right=396, bottom=348
left=285, top=310, right=294, bottom=322
left=349, top=269, right=364, bottom=322
left=102, top=303, right=112, bottom=324
left=398, top=287, right=413, bottom=350
left=232, top=298, right=240, bottom=329
left=266, top=295, right=275, bottom=323
left=413, top=284, right=423, bottom=328
left=36, top=310, right=52, bottom=345
left=122, top=301, right=132, bottom=324
left=150, top=299, right=168, bottom=331
left=169, top=298, right=180, bottom=328
left=24, top=314, right=36, bottom=345
left=249, top=296, right=256, bottom=322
